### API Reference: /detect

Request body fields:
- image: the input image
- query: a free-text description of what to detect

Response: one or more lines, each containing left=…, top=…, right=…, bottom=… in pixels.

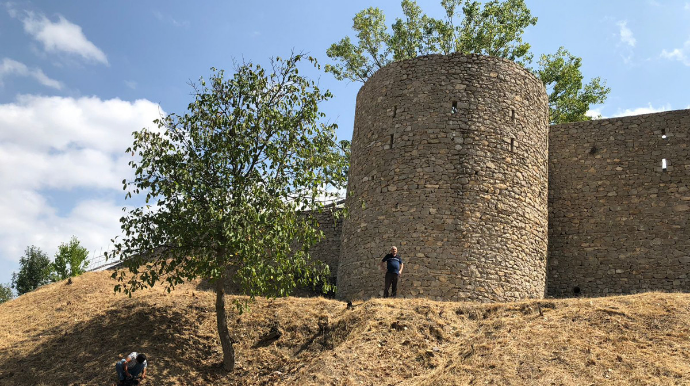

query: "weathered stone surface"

left=336, top=53, right=549, bottom=302
left=304, top=54, right=690, bottom=303
left=302, top=207, right=343, bottom=279
left=548, top=109, right=690, bottom=297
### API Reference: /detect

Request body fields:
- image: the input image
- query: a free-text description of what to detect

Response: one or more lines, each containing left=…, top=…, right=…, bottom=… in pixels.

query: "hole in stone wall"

left=452, top=101, right=458, bottom=114
left=511, top=109, right=516, bottom=122
left=589, top=146, right=598, bottom=155
left=573, top=286, right=581, bottom=295
left=661, top=128, right=667, bottom=139
left=390, top=134, right=394, bottom=148
left=662, top=158, right=667, bottom=171
left=393, top=105, right=397, bottom=118
left=510, top=138, right=515, bottom=152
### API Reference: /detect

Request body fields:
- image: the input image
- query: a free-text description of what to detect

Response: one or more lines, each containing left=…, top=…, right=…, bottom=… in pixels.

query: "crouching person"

left=115, top=352, right=147, bottom=385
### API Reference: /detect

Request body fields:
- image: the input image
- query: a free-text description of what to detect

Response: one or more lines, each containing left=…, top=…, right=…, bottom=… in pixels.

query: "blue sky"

left=1, top=0, right=689, bottom=287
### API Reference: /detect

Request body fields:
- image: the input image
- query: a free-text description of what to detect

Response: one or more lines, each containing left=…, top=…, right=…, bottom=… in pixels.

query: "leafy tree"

left=51, top=236, right=90, bottom=281
left=326, top=7, right=392, bottom=82
left=435, top=0, right=536, bottom=63
left=106, top=53, right=349, bottom=371
left=536, top=47, right=610, bottom=124
left=326, top=0, right=536, bottom=81
left=326, top=0, right=609, bottom=124
left=0, top=283, right=13, bottom=304
left=12, top=246, right=52, bottom=295
left=390, top=0, right=439, bottom=60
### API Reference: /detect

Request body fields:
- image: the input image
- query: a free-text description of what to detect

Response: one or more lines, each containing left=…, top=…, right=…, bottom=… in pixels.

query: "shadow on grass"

left=195, top=269, right=336, bottom=299
left=0, top=302, right=229, bottom=386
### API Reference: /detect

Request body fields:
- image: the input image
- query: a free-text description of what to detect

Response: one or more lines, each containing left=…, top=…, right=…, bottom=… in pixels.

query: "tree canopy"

left=51, top=236, right=90, bottom=281
left=0, top=283, right=13, bottom=304
left=12, top=246, right=52, bottom=295
left=326, top=0, right=609, bottom=124
left=106, top=53, right=349, bottom=371
left=536, top=47, right=610, bottom=123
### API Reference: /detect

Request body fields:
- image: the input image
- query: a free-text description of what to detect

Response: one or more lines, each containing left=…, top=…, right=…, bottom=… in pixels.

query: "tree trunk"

left=215, top=272, right=235, bottom=371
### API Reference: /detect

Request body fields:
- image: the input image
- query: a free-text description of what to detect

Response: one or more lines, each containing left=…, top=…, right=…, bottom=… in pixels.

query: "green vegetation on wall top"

left=326, top=0, right=610, bottom=124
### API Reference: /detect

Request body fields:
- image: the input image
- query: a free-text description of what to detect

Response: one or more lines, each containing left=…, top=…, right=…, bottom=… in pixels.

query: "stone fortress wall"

left=336, top=53, right=550, bottom=302
left=303, top=207, right=343, bottom=279
left=548, top=110, right=690, bottom=297
left=306, top=53, right=690, bottom=302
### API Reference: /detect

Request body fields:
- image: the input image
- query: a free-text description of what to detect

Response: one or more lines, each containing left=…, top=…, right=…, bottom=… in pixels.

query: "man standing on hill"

left=379, top=246, right=404, bottom=298
left=115, top=352, right=147, bottom=385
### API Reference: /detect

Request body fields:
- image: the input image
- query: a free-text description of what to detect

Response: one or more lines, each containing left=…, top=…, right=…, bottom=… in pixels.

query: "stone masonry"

left=303, top=207, right=343, bottom=280
left=337, top=53, right=549, bottom=302
left=305, top=53, right=689, bottom=302
left=548, top=110, right=690, bottom=297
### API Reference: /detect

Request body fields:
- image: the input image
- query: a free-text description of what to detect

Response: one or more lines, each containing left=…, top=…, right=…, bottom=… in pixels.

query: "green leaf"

left=111, top=51, right=348, bottom=368
left=325, top=1, right=608, bottom=122
left=536, top=47, right=610, bottom=124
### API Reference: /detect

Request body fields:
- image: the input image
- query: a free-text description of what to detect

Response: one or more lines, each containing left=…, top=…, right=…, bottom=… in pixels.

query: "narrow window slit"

left=511, top=109, right=516, bottom=122
left=510, top=138, right=515, bottom=152
left=452, top=101, right=458, bottom=114
left=662, top=158, right=667, bottom=171
left=661, top=128, right=667, bottom=139
left=393, top=105, right=397, bottom=118
left=390, top=134, right=394, bottom=148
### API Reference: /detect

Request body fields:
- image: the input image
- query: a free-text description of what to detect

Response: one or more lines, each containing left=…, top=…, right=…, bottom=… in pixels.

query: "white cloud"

left=0, top=95, right=160, bottom=156
left=0, top=58, right=63, bottom=89
left=0, top=95, right=163, bottom=266
left=661, top=38, right=690, bottom=66
left=585, top=108, right=604, bottom=119
left=617, top=21, right=636, bottom=47
left=153, top=10, right=190, bottom=28
left=0, top=190, right=124, bottom=265
left=613, top=103, right=671, bottom=117
left=10, top=9, right=108, bottom=65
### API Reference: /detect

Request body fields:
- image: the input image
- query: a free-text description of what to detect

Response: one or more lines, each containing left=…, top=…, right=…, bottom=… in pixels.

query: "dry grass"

left=1, top=271, right=690, bottom=385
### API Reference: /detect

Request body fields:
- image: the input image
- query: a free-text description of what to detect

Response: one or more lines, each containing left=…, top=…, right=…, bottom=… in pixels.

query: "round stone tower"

left=337, top=53, right=549, bottom=302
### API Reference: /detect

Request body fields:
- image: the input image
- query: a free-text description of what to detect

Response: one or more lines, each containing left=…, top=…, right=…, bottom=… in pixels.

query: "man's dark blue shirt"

left=382, top=254, right=403, bottom=275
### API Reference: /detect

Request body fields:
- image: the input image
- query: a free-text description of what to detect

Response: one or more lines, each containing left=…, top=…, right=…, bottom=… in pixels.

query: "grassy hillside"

left=1, top=271, right=689, bottom=385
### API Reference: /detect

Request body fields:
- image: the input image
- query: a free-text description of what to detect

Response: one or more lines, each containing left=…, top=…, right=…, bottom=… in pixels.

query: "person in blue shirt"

left=379, top=246, right=404, bottom=297
left=115, top=352, right=147, bottom=385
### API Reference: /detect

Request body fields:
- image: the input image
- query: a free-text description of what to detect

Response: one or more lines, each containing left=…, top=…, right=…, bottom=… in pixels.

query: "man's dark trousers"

left=384, top=271, right=399, bottom=297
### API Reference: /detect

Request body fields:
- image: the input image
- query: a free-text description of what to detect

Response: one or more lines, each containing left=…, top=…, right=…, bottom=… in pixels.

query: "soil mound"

left=1, top=271, right=689, bottom=385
